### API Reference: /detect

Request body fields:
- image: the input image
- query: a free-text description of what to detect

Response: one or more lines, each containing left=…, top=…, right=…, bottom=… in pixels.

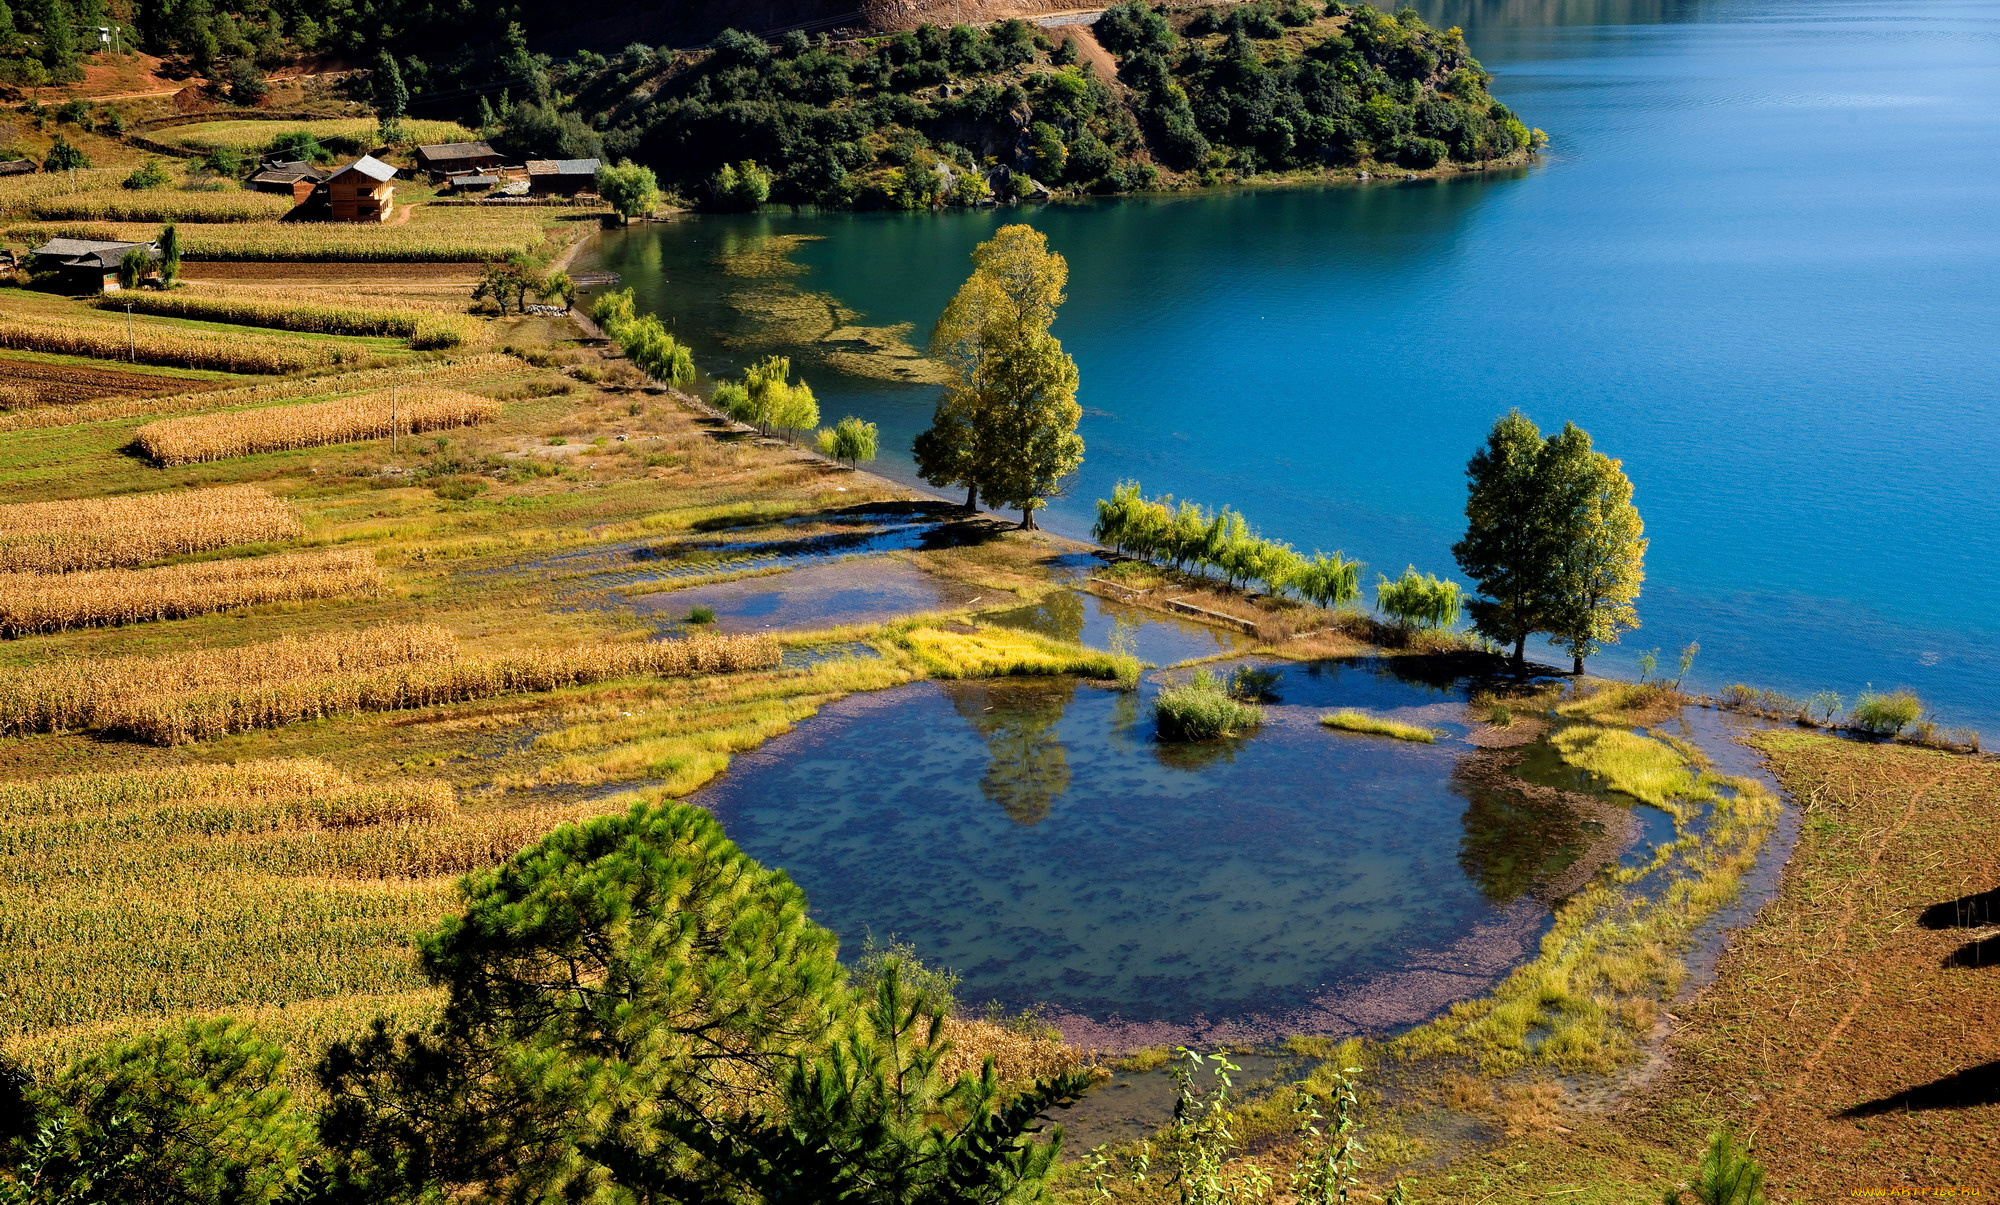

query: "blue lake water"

left=691, top=660, right=1604, bottom=1042
left=584, top=0, right=2000, bottom=732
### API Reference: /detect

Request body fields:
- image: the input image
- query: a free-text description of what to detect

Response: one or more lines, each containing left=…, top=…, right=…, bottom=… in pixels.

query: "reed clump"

left=0, top=622, right=455, bottom=736
left=134, top=389, right=500, bottom=465
left=889, top=623, right=1137, bottom=682
left=1155, top=669, right=1263, bottom=740
left=1320, top=710, right=1440, bottom=743
left=111, top=632, right=783, bottom=745
left=102, top=292, right=476, bottom=350
left=0, top=547, right=381, bottom=636
left=0, top=484, right=300, bottom=573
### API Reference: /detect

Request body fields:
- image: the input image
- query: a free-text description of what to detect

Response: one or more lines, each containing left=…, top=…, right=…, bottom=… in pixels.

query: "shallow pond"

left=635, top=559, right=990, bottom=633
left=983, top=588, right=1255, bottom=667
left=693, top=657, right=1613, bottom=1048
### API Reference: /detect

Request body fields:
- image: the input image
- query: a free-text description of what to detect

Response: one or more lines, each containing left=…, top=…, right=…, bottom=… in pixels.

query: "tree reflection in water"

left=1453, top=778, right=1591, bottom=904
left=945, top=678, right=1081, bottom=826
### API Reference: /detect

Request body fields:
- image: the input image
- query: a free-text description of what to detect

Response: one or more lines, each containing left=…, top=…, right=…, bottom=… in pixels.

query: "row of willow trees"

left=1092, top=481, right=1365, bottom=609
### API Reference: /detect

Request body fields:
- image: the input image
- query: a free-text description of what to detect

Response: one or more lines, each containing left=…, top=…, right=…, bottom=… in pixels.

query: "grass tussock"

left=1550, top=724, right=1716, bottom=812
left=134, top=389, right=500, bottom=465
left=936, top=1016, right=1093, bottom=1087
left=0, top=622, right=455, bottom=737
left=0, top=547, right=381, bottom=636
left=890, top=623, right=1138, bottom=682
left=1557, top=679, right=1680, bottom=725
left=102, top=292, right=476, bottom=350
left=0, top=483, right=299, bottom=573
left=113, top=632, right=783, bottom=745
left=1155, top=669, right=1263, bottom=740
left=1320, top=709, right=1440, bottom=743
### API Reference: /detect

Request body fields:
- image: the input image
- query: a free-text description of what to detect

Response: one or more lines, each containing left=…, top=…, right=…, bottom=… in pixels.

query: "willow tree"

left=914, top=224, right=1083, bottom=527
left=1542, top=427, right=1646, bottom=674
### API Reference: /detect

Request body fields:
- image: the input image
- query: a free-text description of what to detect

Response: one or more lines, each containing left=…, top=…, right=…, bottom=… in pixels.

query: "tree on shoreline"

left=1452, top=411, right=1646, bottom=673
left=914, top=224, right=1083, bottom=528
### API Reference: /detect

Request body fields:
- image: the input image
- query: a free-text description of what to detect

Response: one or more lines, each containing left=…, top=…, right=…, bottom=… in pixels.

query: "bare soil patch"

left=0, top=357, right=222, bottom=411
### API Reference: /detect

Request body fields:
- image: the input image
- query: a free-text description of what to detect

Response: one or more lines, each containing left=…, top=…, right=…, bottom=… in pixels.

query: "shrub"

left=1851, top=688, right=1923, bottom=737
left=1154, top=669, right=1262, bottom=740
left=120, top=159, right=171, bottom=191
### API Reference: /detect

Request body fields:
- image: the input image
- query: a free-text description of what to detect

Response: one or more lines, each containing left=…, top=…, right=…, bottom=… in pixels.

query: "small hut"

left=526, top=158, right=600, bottom=197
left=30, top=237, right=160, bottom=292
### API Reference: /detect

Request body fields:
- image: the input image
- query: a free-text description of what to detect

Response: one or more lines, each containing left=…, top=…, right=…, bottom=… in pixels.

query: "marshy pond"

left=693, top=652, right=1642, bottom=1049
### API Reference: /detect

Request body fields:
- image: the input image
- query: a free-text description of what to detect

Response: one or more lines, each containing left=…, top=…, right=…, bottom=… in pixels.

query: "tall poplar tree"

left=915, top=224, right=1084, bottom=527
left=1453, top=410, right=1555, bottom=669
left=371, top=51, right=407, bottom=145
left=1542, top=426, right=1646, bottom=674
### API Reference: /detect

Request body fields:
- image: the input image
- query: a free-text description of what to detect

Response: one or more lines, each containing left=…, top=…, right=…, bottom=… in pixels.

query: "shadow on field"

left=1843, top=1060, right=2000, bottom=1117
left=1919, top=885, right=2000, bottom=929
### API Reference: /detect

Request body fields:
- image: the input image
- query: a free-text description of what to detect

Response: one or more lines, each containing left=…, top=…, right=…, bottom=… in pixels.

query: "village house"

left=324, top=155, right=397, bottom=222
left=247, top=159, right=329, bottom=194
left=29, top=237, right=160, bottom=293
left=0, top=159, right=37, bottom=177
left=416, top=140, right=504, bottom=177
left=526, top=158, right=601, bottom=197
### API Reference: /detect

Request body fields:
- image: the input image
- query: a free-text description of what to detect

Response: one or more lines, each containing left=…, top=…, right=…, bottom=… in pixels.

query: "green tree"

left=817, top=414, right=879, bottom=467
left=710, top=160, right=771, bottom=211
left=723, top=354, right=817, bottom=433
left=1376, top=566, right=1463, bottom=632
left=33, top=1020, right=312, bottom=1205
left=915, top=224, right=1083, bottom=528
left=371, top=51, right=407, bottom=145
left=1539, top=425, right=1645, bottom=674
left=1452, top=409, right=1554, bottom=670
left=157, top=223, right=181, bottom=288
left=316, top=801, right=850, bottom=1201
left=226, top=57, right=267, bottom=105
left=116, top=245, right=149, bottom=290
left=537, top=269, right=575, bottom=313
left=43, top=133, right=88, bottom=171
left=1664, top=1130, right=1766, bottom=1205
left=267, top=130, right=329, bottom=164
left=595, top=160, right=661, bottom=225
left=121, top=158, right=169, bottom=190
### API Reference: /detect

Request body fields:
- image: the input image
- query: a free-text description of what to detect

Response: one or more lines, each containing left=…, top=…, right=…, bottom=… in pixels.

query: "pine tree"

left=1540, top=424, right=1645, bottom=674
left=916, top=224, right=1083, bottom=528
left=1452, top=409, right=1554, bottom=670
left=317, top=801, right=850, bottom=1200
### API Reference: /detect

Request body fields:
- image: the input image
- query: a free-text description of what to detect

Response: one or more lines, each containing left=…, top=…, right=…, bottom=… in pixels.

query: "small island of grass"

left=1321, top=709, right=1440, bottom=743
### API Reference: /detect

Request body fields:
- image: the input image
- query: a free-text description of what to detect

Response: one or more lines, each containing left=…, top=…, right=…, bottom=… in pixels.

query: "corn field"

left=117, top=632, right=783, bottom=745
left=162, top=118, right=479, bottom=154
left=0, top=753, right=643, bottom=1047
left=0, top=353, right=523, bottom=434
left=28, top=189, right=294, bottom=224
left=0, top=484, right=300, bottom=574
left=102, top=292, right=476, bottom=350
left=134, top=388, right=501, bottom=464
left=0, top=622, right=455, bottom=736
left=0, top=547, right=382, bottom=636
left=0, top=309, right=356, bottom=374
left=12, top=208, right=556, bottom=261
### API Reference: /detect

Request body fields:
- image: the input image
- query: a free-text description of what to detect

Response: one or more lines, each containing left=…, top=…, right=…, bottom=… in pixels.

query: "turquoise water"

left=586, top=0, right=2000, bottom=732
left=692, top=660, right=1599, bottom=1039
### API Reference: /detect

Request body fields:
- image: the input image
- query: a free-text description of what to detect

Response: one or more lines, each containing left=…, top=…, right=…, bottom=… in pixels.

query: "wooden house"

left=30, top=237, right=160, bottom=292
left=416, top=140, right=503, bottom=177
left=248, top=159, right=329, bottom=194
left=0, top=159, right=37, bottom=177
left=325, top=155, right=396, bottom=222
left=526, top=158, right=600, bottom=196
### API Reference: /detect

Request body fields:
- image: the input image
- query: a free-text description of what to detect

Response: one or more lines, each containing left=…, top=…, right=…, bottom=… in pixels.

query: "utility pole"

left=391, top=386, right=399, bottom=454
left=124, top=301, right=134, bottom=362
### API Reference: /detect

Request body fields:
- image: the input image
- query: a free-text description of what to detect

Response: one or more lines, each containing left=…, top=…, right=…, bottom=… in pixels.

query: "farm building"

left=0, top=159, right=36, bottom=177
left=324, top=155, right=397, bottom=222
left=30, top=238, right=160, bottom=293
left=416, top=140, right=503, bottom=176
left=447, top=172, right=500, bottom=193
left=247, top=159, right=329, bottom=194
left=526, top=158, right=600, bottom=196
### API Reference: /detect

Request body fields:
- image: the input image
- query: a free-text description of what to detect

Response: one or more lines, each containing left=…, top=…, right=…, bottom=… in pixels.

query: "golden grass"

left=0, top=622, right=455, bottom=736
left=0, top=547, right=381, bottom=636
left=1320, top=709, right=1440, bottom=742
left=1549, top=724, right=1716, bottom=812
left=103, top=291, right=476, bottom=349
left=0, top=483, right=299, bottom=573
left=936, top=1016, right=1093, bottom=1086
left=0, top=352, right=521, bottom=434
left=14, top=207, right=556, bottom=262
left=889, top=623, right=1139, bottom=681
left=0, top=308, right=360, bottom=374
left=133, top=388, right=500, bottom=464
left=114, top=632, right=784, bottom=745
